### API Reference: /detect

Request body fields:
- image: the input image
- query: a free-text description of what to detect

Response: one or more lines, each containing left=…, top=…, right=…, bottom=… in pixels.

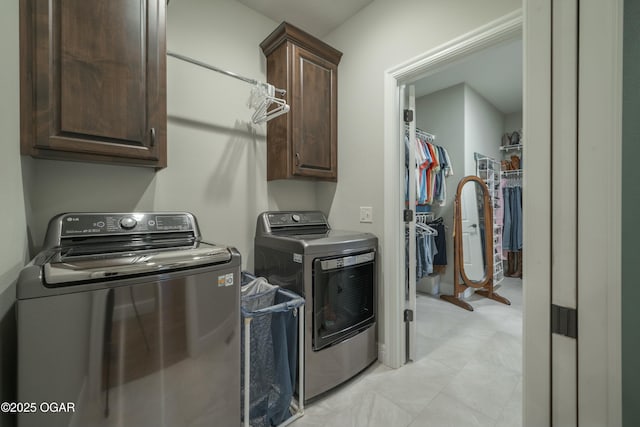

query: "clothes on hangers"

left=430, top=217, right=447, bottom=267
left=406, top=216, right=447, bottom=280
left=415, top=228, right=438, bottom=279
left=502, top=177, right=523, bottom=252
left=405, top=130, right=454, bottom=206
left=403, top=128, right=451, bottom=279
left=494, top=177, right=505, bottom=261
left=405, top=224, right=438, bottom=280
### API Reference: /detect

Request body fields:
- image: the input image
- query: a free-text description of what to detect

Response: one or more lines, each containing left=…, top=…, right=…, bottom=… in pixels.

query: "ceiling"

left=237, top=0, right=373, bottom=38
left=413, top=39, right=523, bottom=114
left=235, top=0, right=522, bottom=113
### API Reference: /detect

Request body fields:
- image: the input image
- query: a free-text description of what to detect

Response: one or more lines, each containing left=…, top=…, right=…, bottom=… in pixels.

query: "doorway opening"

left=407, top=33, right=523, bottom=337
left=381, top=10, right=526, bottom=426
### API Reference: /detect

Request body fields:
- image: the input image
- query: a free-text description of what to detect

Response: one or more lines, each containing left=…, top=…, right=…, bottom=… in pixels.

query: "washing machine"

left=17, top=212, right=241, bottom=427
left=254, top=211, right=377, bottom=401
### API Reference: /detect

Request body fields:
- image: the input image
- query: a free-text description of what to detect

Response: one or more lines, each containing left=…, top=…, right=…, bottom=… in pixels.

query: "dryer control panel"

left=265, top=211, right=328, bottom=228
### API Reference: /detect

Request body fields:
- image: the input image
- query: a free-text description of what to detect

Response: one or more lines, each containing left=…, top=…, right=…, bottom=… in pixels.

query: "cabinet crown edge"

left=260, top=21, right=343, bottom=65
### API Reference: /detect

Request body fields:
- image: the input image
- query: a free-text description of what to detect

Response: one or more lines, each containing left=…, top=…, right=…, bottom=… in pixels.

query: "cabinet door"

left=20, top=0, right=167, bottom=168
left=291, top=46, right=338, bottom=180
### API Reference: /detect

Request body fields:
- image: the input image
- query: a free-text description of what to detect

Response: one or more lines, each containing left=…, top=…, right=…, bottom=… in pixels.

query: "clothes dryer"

left=254, top=211, right=377, bottom=401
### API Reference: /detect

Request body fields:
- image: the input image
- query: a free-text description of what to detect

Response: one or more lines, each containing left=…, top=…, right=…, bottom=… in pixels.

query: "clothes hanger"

left=415, top=222, right=437, bottom=236
left=249, top=83, right=291, bottom=124
left=257, top=96, right=289, bottom=124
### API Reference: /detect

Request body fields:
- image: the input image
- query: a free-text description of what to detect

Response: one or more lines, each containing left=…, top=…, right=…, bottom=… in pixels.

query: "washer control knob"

left=119, top=217, right=137, bottom=230
left=291, top=214, right=301, bottom=223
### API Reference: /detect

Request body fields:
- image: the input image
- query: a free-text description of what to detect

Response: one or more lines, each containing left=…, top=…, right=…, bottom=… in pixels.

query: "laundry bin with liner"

left=241, top=272, right=305, bottom=427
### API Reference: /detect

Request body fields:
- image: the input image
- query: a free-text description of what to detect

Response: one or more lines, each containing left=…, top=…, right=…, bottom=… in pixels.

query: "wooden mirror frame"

left=441, top=175, right=511, bottom=311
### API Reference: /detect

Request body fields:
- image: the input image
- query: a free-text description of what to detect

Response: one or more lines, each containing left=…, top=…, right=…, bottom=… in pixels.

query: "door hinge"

left=551, top=304, right=577, bottom=338
left=403, top=109, right=413, bottom=123
left=403, top=209, right=413, bottom=223
left=404, top=309, right=414, bottom=322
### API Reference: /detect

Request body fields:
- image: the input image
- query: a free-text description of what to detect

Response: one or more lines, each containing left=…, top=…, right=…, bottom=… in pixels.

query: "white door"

left=401, top=84, right=417, bottom=363
left=527, top=1, right=579, bottom=424
left=551, top=0, right=578, bottom=424
left=460, top=183, right=484, bottom=280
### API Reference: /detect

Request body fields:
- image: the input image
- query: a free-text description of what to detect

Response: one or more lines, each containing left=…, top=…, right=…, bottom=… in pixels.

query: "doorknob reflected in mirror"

left=440, top=175, right=511, bottom=311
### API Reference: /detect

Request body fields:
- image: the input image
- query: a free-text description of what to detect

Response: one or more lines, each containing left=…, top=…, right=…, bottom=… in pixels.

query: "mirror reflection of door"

left=460, top=181, right=486, bottom=281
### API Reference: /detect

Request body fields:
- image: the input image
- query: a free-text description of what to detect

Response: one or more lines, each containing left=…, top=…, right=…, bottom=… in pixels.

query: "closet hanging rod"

left=415, top=214, right=434, bottom=228
left=500, top=144, right=523, bottom=152
left=415, top=212, right=435, bottom=219
left=404, top=123, right=436, bottom=141
left=416, top=131, right=436, bottom=141
left=416, top=130, right=436, bottom=141
left=167, top=51, right=287, bottom=95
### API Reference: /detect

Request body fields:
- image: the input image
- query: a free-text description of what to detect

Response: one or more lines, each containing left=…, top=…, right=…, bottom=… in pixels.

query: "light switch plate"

left=360, top=206, right=373, bottom=223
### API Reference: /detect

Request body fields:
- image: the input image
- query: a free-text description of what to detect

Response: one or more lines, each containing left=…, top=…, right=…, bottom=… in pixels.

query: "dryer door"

left=312, top=251, right=375, bottom=350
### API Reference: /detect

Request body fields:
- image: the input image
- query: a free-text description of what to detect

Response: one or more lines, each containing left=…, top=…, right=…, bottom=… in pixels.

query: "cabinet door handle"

left=295, top=152, right=300, bottom=165
left=150, top=128, right=156, bottom=147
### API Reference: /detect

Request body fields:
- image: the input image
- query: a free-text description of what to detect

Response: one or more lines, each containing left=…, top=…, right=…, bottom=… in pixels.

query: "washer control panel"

left=60, top=213, right=195, bottom=236
left=119, top=217, right=137, bottom=230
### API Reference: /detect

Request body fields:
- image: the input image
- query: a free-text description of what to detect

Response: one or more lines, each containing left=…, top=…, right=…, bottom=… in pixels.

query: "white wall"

left=504, top=110, right=523, bottom=133
left=0, top=0, right=26, bottom=298
left=415, top=84, right=465, bottom=291
left=21, top=158, right=157, bottom=254
left=0, top=1, right=27, bottom=425
left=21, top=0, right=318, bottom=271
left=464, top=84, right=504, bottom=175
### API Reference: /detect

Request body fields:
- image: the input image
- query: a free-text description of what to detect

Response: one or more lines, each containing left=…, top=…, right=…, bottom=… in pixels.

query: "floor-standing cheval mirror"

left=441, top=176, right=511, bottom=311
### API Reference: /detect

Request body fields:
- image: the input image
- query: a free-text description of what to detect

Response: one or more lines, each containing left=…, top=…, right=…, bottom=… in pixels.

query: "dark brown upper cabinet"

left=20, top=0, right=167, bottom=169
left=260, top=22, right=342, bottom=181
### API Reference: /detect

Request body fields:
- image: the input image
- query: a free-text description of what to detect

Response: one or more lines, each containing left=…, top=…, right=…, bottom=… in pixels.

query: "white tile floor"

left=291, top=278, right=523, bottom=427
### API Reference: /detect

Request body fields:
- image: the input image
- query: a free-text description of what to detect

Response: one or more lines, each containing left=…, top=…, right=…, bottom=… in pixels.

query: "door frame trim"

left=577, top=0, right=623, bottom=424
left=523, top=1, right=552, bottom=424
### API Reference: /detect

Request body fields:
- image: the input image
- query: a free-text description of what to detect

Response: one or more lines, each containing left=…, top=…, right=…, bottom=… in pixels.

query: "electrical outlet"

left=359, top=206, right=373, bottom=223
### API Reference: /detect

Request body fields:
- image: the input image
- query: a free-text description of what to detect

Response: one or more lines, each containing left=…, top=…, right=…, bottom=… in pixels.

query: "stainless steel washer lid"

left=43, top=244, right=232, bottom=285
